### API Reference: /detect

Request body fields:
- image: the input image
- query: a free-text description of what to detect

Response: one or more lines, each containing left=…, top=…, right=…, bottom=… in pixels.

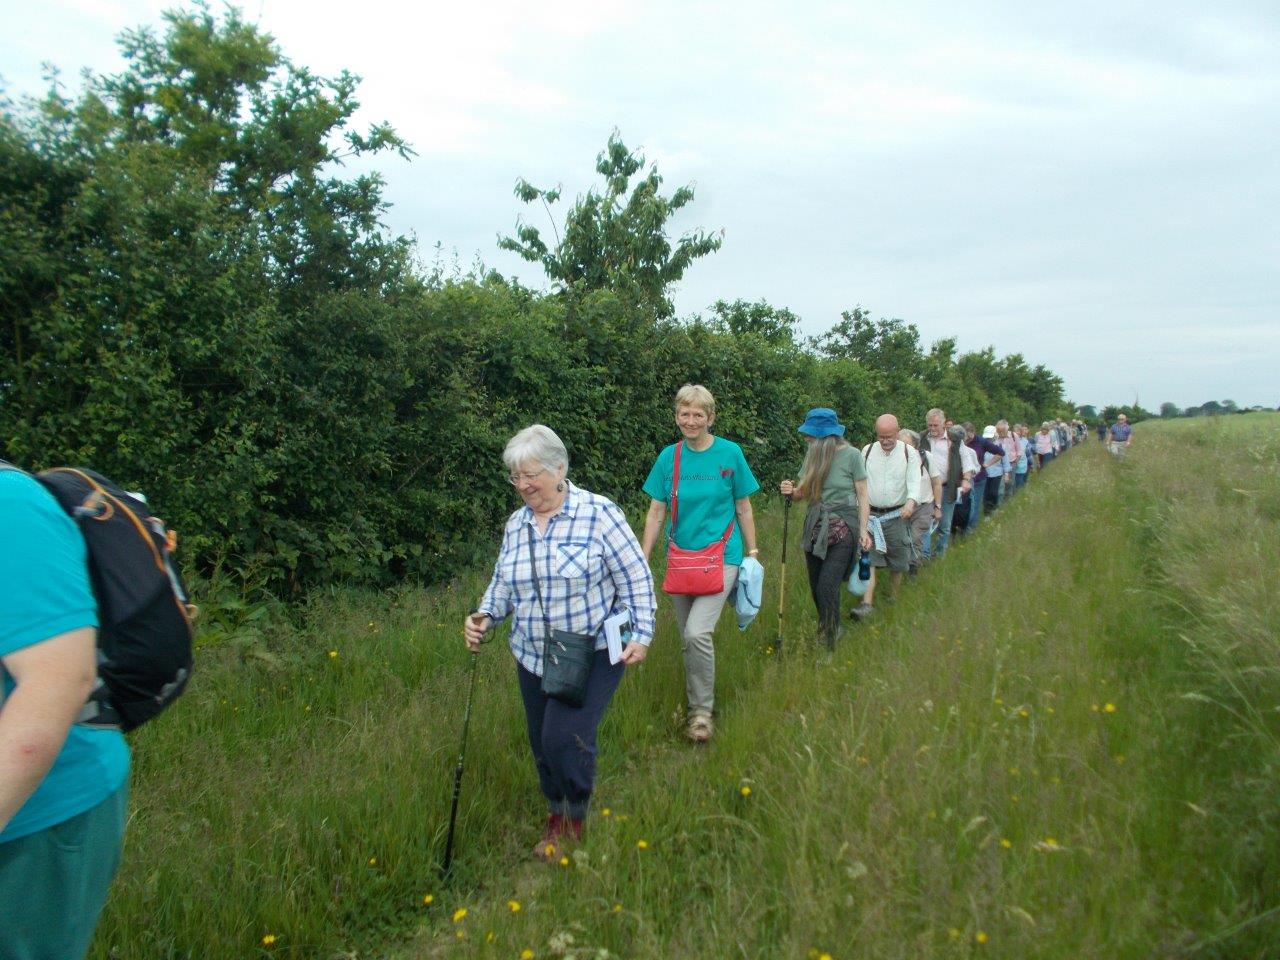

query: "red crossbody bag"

left=661, top=440, right=735, bottom=596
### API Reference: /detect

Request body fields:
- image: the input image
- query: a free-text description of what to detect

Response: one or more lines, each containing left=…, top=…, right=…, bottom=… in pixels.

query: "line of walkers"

left=461, top=384, right=1090, bottom=865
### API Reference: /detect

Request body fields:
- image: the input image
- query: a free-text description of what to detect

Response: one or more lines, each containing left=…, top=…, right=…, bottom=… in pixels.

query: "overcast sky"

left=3, top=0, right=1277, bottom=410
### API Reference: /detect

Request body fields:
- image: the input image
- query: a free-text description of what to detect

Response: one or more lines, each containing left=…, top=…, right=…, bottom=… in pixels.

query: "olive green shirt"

left=818, top=445, right=867, bottom=508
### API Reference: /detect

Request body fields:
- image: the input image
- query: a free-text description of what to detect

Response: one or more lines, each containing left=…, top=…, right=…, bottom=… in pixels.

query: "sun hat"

left=982, top=425, right=997, bottom=439
left=798, top=408, right=845, bottom=438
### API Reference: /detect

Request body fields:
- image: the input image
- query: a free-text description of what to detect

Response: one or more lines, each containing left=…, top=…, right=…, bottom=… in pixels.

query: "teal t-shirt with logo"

left=642, top=437, right=760, bottom=565
left=0, top=470, right=129, bottom=843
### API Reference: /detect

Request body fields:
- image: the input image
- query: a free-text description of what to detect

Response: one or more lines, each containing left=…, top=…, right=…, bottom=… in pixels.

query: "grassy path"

left=93, top=416, right=1280, bottom=959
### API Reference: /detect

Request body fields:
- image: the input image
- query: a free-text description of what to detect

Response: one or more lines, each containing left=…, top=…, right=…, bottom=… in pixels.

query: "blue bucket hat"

left=798, top=408, right=845, bottom=438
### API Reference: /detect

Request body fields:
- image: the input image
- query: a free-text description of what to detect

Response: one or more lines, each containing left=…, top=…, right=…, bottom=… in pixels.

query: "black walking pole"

left=777, top=494, right=792, bottom=652
left=441, top=644, right=481, bottom=878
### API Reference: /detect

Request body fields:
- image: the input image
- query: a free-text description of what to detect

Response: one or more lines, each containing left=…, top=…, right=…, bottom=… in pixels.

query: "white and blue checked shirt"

left=478, top=484, right=657, bottom=678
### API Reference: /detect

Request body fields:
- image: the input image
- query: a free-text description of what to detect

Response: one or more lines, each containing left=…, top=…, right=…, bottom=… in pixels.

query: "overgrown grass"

left=92, top=416, right=1280, bottom=959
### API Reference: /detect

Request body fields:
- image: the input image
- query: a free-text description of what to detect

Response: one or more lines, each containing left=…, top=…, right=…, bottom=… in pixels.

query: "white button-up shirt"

left=862, top=440, right=922, bottom=509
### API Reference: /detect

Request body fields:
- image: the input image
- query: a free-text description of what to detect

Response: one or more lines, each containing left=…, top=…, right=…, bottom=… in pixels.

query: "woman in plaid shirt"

left=464, top=425, right=656, bottom=860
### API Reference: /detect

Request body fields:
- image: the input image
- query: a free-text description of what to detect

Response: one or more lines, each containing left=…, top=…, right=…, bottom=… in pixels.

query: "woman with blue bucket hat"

left=778, top=409, right=871, bottom=649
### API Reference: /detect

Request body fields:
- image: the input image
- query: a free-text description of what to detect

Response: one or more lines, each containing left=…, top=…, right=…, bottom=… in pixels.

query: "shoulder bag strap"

left=526, top=526, right=552, bottom=637
left=668, top=441, right=682, bottom=542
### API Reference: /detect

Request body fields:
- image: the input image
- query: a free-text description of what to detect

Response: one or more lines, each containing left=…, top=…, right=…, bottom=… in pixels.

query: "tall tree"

left=498, top=132, right=722, bottom=317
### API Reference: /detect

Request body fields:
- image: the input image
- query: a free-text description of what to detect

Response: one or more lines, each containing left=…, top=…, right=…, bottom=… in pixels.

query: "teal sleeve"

left=641, top=446, right=672, bottom=502
left=0, top=480, right=98, bottom=657
left=732, top=446, right=760, bottom=499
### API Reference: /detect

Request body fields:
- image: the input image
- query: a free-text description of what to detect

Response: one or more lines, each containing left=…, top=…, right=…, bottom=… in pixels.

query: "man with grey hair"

left=899, top=428, right=941, bottom=573
left=851, top=414, right=920, bottom=620
left=918, top=408, right=970, bottom=558
left=1108, top=413, right=1133, bottom=457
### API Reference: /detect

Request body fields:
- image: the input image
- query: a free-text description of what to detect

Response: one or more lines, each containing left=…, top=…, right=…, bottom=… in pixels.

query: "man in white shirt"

left=900, top=429, right=941, bottom=573
left=851, top=414, right=920, bottom=620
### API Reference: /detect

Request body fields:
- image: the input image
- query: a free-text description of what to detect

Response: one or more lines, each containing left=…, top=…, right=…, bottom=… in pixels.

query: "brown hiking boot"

left=534, top=813, right=563, bottom=861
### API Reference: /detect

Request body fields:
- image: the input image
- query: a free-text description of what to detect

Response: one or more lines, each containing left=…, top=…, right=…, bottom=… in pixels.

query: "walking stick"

left=441, top=646, right=481, bottom=878
left=777, top=494, right=792, bottom=651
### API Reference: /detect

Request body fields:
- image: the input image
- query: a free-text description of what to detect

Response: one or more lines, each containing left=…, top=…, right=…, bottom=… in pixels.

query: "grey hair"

left=899, top=428, right=920, bottom=446
left=503, top=424, right=569, bottom=475
left=947, top=425, right=967, bottom=441
left=996, top=419, right=1009, bottom=430
left=925, top=408, right=945, bottom=422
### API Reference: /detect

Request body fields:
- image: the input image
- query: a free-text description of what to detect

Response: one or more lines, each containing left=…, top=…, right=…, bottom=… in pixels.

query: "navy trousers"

left=517, top=650, right=625, bottom=820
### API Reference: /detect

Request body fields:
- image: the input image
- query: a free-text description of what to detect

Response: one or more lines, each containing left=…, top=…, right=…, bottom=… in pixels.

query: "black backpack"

left=2, top=465, right=195, bottom=732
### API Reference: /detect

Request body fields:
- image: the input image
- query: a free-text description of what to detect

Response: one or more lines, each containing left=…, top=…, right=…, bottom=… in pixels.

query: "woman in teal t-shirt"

left=641, top=384, right=760, bottom=743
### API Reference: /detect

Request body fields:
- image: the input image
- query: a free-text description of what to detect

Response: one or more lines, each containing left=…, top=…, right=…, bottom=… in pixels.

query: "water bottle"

left=858, top=549, right=872, bottom=581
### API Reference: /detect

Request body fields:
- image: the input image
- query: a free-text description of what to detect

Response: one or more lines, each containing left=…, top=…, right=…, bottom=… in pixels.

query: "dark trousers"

left=983, top=474, right=1003, bottom=514
left=804, top=535, right=856, bottom=649
left=517, top=650, right=624, bottom=820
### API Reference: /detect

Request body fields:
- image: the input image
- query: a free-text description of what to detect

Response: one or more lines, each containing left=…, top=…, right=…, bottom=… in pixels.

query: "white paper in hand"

left=603, top=610, right=632, bottom=665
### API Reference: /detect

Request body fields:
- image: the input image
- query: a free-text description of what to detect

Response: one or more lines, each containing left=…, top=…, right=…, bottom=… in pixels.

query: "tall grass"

left=92, top=416, right=1280, bottom=959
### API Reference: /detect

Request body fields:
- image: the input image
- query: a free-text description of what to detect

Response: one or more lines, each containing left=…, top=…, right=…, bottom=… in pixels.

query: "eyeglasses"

left=508, top=468, right=548, bottom=486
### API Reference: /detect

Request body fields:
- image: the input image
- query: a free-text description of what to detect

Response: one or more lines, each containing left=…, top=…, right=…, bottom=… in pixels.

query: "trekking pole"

left=777, top=494, right=792, bottom=652
left=442, top=629, right=484, bottom=878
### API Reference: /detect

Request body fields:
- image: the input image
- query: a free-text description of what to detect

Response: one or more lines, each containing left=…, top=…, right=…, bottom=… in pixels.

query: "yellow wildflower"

left=368, top=857, right=377, bottom=866
left=976, top=931, right=989, bottom=944
left=455, top=930, right=466, bottom=940
left=612, top=903, right=622, bottom=913
left=521, top=951, right=535, bottom=960
left=1000, top=838, right=1012, bottom=849
left=740, top=786, right=752, bottom=797
left=508, top=900, right=521, bottom=913
left=819, top=953, right=833, bottom=960
left=452, top=907, right=467, bottom=923
left=328, top=650, right=338, bottom=659
left=262, top=934, right=277, bottom=946
left=486, top=931, right=496, bottom=943
left=601, top=807, right=611, bottom=817
left=559, top=855, right=569, bottom=867
left=1018, top=709, right=1029, bottom=718
left=422, top=894, right=434, bottom=905
left=994, top=697, right=1003, bottom=706
left=636, top=839, right=649, bottom=850
left=1104, top=702, right=1117, bottom=713
left=1044, top=837, right=1059, bottom=848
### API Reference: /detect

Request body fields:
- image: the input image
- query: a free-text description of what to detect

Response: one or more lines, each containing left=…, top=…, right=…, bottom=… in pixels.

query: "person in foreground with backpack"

left=0, top=468, right=129, bottom=960
left=777, top=409, right=871, bottom=651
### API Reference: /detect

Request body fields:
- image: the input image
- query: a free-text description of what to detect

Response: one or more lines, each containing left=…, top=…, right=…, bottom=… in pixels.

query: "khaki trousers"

left=670, top=565, right=739, bottom=716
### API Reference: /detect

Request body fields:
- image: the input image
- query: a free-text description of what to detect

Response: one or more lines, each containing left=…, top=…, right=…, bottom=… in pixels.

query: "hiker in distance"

left=778, top=409, right=871, bottom=651
left=0, top=468, right=129, bottom=960
left=917, top=409, right=973, bottom=559
left=1108, top=413, right=1133, bottom=457
left=641, top=384, right=760, bottom=744
left=850, top=414, right=921, bottom=621
left=463, top=425, right=656, bottom=861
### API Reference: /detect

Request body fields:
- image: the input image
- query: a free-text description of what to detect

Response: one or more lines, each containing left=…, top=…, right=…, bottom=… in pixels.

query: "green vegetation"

left=91, top=415, right=1280, bottom=959
left=2, top=7, right=1064, bottom=592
